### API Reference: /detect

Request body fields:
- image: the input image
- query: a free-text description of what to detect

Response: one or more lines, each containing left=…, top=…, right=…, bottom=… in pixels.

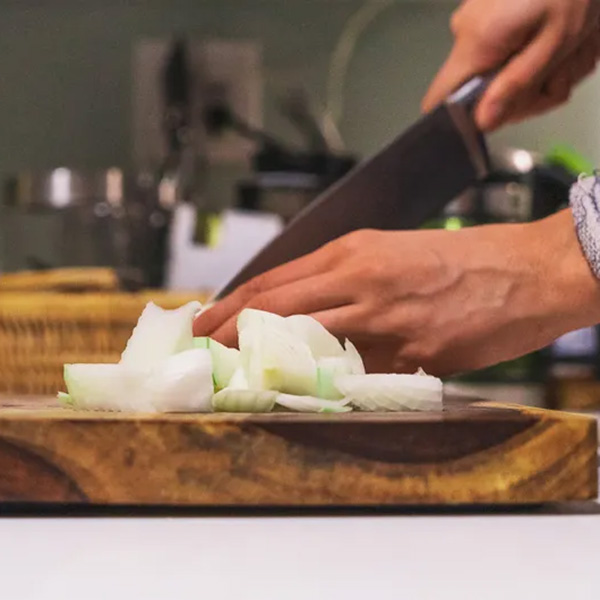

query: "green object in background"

left=194, top=212, right=223, bottom=247
left=546, top=144, right=594, bottom=176
left=420, top=216, right=476, bottom=230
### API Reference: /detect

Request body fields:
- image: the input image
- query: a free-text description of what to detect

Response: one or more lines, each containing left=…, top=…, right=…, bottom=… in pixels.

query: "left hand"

left=193, top=211, right=600, bottom=376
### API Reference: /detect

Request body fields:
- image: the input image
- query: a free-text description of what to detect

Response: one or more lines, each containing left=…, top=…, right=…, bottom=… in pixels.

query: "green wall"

left=0, top=0, right=453, bottom=177
left=1, top=1, right=598, bottom=176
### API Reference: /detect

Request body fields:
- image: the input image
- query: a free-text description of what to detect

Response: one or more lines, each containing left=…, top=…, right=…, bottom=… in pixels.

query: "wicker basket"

left=0, top=290, right=208, bottom=395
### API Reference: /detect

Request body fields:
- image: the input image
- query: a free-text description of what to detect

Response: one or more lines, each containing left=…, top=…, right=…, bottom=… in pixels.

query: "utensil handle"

left=446, top=71, right=498, bottom=112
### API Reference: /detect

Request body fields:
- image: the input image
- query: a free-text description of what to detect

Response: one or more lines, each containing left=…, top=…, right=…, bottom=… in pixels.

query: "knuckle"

left=241, top=274, right=268, bottom=299
left=340, top=229, right=374, bottom=253
left=499, top=72, right=529, bottom=97
left=247, top=291, right=276, bottom=313
left=547, top=76, right=571, bottom=103
left=365, top=311, right=396, bottom=337
left=449, top=11, right=461, bottom=36
left=405, top=340, right=439, bottom=366
left=449, top=7, right=466, bottom=36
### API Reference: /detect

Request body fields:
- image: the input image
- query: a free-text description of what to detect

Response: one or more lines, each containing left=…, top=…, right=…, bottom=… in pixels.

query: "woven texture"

left=570, top=173, right=600, bottom=279
left=0, top=290, right=207, bottom=395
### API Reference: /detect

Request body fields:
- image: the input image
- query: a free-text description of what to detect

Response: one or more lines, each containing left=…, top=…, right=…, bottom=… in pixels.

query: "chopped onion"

left=344, top=339, right=366, bottom=375
left=238, top=309, right=318, bottom=395
left=120, top=301, right=202, bottom=370
left=63, top=363, right=151, bottom=412
left=144, top=349, right=214, bottom=412
left=237, top=308, right=286, bottom=333
left=57, top=391, right=74, bottom=407
left=335, top=371, right=443, bottom=412
left=275, top=393, right=352, bottom=413
left=317, top=357, right=351, bottom=399
left=228, top=366, right=250, bottom=390
left=285, top=314, right=345, bottom=359
left=212, top=389, right=276, bottom=412
left=61, top=302, right=443, bottom=415
left=316, top=339, right=365, bottom=399
left=193, top=337, right=240, bottom=390
left=64, top=349, right=214, bottom=413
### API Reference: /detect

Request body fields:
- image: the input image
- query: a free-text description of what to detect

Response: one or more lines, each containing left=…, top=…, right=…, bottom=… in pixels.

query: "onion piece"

left=285, top=314, right=345, bottom=359
left=193, top=337, right=240, bottom=390
left=275, top=393, right=352, bottom=413
left=335, top=371, right=443, bottom=412
left=317, top=357, right=351, bottom=399
left=120, top=301, right=202, bottom=370
left=63, top=363, right=151, bottom=412
left=212, top=389, right=276, bottom=412
left=344, top=339, right=366, bottom=375
left=57, top=391, right=74, bottom=407
left=316, top=339, right=365, bottom=399
left=64, top=349, right=214, bottom=413
left=238, top=309, right=318, bottom=395
left=145, top=348, right=214, bottom=412
left=228, top=366, right=250, bottom=389
left=238, top=308, right=286, bottom=333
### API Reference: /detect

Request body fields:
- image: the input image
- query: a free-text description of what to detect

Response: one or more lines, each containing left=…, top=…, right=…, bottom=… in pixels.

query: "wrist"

left=526, top=209, right=600, bottom=333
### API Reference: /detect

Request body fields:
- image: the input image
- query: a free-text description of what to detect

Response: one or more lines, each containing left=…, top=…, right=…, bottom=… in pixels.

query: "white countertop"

left=0, top=507, right=599, bottom=600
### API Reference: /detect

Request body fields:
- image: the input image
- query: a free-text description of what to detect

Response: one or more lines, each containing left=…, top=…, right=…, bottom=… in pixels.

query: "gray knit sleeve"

left=569, top=173, right=600, bottom=279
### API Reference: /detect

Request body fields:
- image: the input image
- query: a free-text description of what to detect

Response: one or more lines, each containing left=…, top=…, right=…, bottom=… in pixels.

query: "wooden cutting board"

left=0, top=396, right=596, bottom=506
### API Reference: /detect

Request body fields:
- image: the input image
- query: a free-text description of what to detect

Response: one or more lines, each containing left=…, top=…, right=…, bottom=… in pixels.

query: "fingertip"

left=211, top=318, right=240, bottom=349
left=192, top=309, right=210, bottom=337
left=421, top=92, right=436, bottom=115
left=475, top=97, right=506, bottom=131
left=192, top=301, right=224, bottom=336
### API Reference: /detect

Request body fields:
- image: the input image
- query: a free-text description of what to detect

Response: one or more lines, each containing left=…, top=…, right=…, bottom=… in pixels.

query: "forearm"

left=462, top=209, right=600, bottom=345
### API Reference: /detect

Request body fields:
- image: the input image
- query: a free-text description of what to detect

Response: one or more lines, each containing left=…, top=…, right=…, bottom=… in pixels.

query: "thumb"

left=475, top=24, right=563, bottom=130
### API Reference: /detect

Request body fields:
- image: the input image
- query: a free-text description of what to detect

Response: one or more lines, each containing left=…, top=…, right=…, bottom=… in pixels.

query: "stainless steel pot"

left=1, top=168, right=174, bottom=288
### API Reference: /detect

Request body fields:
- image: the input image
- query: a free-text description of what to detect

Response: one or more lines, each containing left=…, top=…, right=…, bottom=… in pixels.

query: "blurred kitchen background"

left=1, top=0, right=600, bottom=410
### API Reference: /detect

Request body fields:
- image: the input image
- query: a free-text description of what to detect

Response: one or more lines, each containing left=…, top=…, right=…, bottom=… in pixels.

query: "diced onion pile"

left=60, top=302, right=443, bottom=413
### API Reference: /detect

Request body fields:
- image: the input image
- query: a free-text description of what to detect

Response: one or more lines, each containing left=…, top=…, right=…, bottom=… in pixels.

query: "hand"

left=193, top=211, right=600, bottom=376
left=422, top=0, right=600, bottom=130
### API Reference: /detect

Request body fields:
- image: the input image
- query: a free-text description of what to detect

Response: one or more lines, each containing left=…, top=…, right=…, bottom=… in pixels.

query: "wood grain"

left=0, top=396, right=596, bottom=506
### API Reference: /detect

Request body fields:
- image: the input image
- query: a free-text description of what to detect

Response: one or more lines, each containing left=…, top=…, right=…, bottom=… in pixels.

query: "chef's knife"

left=214, top=74, right=493, bottom=300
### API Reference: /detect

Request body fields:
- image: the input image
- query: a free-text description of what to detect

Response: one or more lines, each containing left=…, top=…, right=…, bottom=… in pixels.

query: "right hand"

left=422, top=0, right=600, bottom=131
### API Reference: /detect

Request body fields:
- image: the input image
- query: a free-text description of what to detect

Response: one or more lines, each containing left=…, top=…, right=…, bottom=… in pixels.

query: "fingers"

left=475, top=24, right=564, bottom=130
left=569, top=30, right=600, bottom=83
left=307, top=304, right=372, bottom=338
left=197, top=272, right=357, bottom=347
left=505, top=31, right=600, bottom=124
left=193, top=243, right=338, bottom=339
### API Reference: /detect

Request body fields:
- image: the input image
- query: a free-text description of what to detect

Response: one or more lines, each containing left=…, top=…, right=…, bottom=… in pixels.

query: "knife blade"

left=214, top=74, right=493, bottom=300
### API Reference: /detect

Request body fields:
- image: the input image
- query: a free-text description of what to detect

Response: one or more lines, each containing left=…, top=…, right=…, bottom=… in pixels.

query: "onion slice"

left=63, top=363, right=151, bottom=412
left=285, top=314, right=345, bottom=359
left=120, top=301, right=202, bottom=370
left=64, top=348, right=214, bottom=413
left=238, top=309, right=318, bottom=395
left=335, top=371, right=443, bottom=412
left=193, top=337, right=240, bottom=390
left=145, top=348, right=214, bottom=412
left=212, top=389, right=276, bottom=412
left=275, top=393, right=352, bottom=413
